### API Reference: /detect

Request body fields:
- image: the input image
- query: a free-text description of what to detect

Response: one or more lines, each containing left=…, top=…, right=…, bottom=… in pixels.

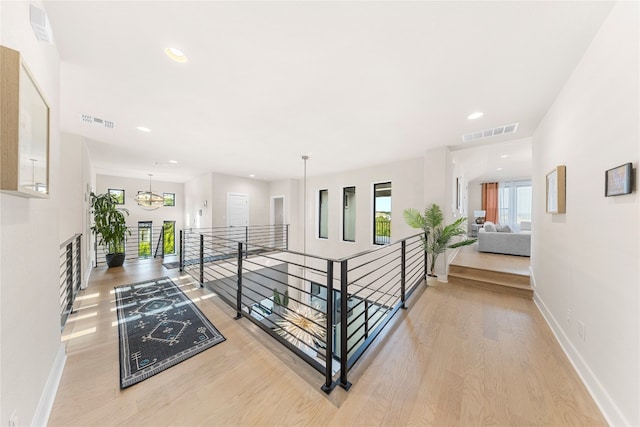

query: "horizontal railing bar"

left=346, top=249, right=399, bottom=274
left=348, top=260, right=401, bottom=292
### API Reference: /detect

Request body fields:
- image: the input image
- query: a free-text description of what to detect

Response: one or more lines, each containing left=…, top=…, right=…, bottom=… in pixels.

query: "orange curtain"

left=481, top=182, right=499, bottom=224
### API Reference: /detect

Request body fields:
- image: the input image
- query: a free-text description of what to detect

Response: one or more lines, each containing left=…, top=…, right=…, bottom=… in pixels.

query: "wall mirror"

left=1, top=46, right=50, bottom=198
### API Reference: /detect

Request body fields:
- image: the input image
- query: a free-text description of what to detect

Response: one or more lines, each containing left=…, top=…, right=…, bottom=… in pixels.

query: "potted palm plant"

left=404, top=203, right=476, bottom=279
left=90, top=192, right=130, bottom=268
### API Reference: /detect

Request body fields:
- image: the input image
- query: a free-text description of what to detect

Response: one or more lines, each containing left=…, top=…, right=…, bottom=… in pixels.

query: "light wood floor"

left=48, top=259, right=606, bottom=426
left=451, top=244, right=531, bottom=277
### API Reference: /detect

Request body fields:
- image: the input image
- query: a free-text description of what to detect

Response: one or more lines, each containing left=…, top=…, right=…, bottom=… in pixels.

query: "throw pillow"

left=483, top=222, right=497, bottom=232
left=496, top=224, right=512, bottom=233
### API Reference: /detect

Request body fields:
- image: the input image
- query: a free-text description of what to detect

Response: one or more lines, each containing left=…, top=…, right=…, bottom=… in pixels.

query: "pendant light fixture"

left=135, top=174, right=164, bottom=210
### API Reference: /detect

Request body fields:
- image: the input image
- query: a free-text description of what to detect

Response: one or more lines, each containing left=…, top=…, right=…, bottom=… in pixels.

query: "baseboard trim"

left=533, top=292, right=629, bottom=427
left=31, top=344, right=66, bottom=427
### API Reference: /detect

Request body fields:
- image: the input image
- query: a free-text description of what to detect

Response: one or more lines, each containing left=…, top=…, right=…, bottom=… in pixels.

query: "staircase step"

left=449, top=273, right=533, bottom=299
left=449, top=264, right=530, bottom=287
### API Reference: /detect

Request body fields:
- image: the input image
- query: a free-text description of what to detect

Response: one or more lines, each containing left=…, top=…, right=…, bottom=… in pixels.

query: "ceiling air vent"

left=462, top=122, right=519, bottom=143
left=80, top=114, right=116, bottom=129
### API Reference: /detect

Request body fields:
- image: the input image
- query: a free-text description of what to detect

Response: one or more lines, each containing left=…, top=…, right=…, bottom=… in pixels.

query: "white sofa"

left=477, top=221, right=531, bottom=256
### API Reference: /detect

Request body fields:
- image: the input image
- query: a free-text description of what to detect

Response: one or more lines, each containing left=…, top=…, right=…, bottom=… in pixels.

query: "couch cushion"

left=520, top=221, right=532, bottom=231
left=483, top=221, right=496, bottom=232
left=496, top=224, right=512, bottom=233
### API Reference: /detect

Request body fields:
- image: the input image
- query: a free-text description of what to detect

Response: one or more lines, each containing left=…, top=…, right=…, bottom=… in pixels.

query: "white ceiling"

left=44, top=1, right=614, bottom=183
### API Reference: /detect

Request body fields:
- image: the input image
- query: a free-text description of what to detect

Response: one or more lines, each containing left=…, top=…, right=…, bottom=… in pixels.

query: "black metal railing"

left=374, top=216, right=391, bottom=245
left=180, top=227, right=425, bottom=393
left=59, top=234, right=82, bottom=329
left=94, top=225, right=175, bottom=267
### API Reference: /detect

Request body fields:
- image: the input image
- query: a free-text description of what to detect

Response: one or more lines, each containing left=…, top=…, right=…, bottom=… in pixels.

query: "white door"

left=227, top=193, right=249, bottom=251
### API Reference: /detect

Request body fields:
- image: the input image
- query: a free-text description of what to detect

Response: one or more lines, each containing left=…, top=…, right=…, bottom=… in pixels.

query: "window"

left=373, top=182, right=391, bottom=245
left=498, top=181, right=532, bottom=229
left=138, top=221, right=152, bottom=257
left=343, top=186, right=356, bottom=242
left=163, top=193, right=175, bottom=207
left=318, top=189, right=328, bottom=239
left=108, top=188, right=125, bottom=205
left=163, top=221, right=176, bottom=255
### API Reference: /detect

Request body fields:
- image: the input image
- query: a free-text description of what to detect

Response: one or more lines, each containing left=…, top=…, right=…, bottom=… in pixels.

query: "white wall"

left=95, top=174, right=185, bottom=231
left=0, top=2, right=65, bottom=425
left=269, top=178, right=301, bottom=250
left=304, top=157, right=424, bottom=260
left=184, top=172, right=213, bottom=229
left=211, top=173, right=270, bottom=228
left=531, top=2, right=639, bottom=425
left=183, top=172, right=271, bottom=231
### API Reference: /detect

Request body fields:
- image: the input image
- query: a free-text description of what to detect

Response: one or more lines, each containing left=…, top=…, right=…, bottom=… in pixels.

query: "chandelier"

left=134, top=174, right=164, bottom=210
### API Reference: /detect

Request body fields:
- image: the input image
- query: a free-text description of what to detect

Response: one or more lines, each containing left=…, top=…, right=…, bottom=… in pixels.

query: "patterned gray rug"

left=115, top=277, right=225, bottom=388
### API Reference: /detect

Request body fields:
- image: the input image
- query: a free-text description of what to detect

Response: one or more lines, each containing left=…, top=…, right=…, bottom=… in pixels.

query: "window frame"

left=373, top=181, right=392, bottom=245
left=318, top=189, right=329, bottom=239
left=342, top=186, right=356, bottom=242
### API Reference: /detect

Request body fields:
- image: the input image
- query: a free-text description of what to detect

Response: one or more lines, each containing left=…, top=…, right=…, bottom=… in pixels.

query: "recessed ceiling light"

left=467, top=112, right=484, bottom=120
left=169, top=160, right=178, bottom=164
left=165, top=47, right=187, bottom=63
left=249, top=174, right=255, bottom=178
left=496, top=167, right=503, bottom=171
left=500, top=154, right=509, bottom=158
left=136, top=126, right=151, bottom=132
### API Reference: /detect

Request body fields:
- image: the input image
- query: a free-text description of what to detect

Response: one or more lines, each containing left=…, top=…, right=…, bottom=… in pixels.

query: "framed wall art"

left=604, top=162, right=633, bottom=197
left=546, top=165, right=566, bottom=214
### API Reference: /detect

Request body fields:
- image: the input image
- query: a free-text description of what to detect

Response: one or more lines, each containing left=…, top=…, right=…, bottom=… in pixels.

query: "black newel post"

left=199, top=234, right=204, bottom=287
left=339, top=259, right=352, bottom=391
left=401, top=239, right=406, bottom=309
left=235, top=242, right=243, bottom=319
left=322, top=260, right=335, bottom=393
left=179, top=230, right=184, bottom=271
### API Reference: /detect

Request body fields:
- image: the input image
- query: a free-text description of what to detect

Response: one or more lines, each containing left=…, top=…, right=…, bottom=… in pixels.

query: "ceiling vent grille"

left=80, top=114, right=115, bottom=129
left=462, top=123, right=519, bottom=143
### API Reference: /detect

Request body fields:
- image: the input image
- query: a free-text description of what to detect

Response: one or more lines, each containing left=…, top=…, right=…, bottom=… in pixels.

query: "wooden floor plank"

left=48, top=259, right=607, bottom=426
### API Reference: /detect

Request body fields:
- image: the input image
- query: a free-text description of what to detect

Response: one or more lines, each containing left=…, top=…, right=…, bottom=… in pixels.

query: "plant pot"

left=106, top=253, right=125, bottom=268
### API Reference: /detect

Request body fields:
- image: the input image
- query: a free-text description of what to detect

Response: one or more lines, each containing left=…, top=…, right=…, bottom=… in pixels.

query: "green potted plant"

left=403, top=203, right=476, bottom=279
left=90, top=192, right=130, bottom=268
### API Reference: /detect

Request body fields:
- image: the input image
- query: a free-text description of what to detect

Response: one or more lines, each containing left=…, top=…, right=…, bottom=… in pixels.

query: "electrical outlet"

left=578, top=321, right=585, bottom=341
left=9, top=410, right=17, bottom=427
left=566, top=309, right=572, bottom=324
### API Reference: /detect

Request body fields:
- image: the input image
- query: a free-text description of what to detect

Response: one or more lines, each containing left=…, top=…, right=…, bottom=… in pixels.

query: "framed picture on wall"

left=546, top=165, right=566, bottom=214
left=108, top=188, right=125, bottom=205
left=604, top=162, right=633, bottom=196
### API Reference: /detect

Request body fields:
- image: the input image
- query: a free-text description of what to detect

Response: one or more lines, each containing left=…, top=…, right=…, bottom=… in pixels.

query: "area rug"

left=162, top=261, right=180, bottom=269
left=115, top=277, right=225, bottom=388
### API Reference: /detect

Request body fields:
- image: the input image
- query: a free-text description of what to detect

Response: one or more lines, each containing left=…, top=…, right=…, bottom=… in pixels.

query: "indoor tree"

left=90, top=192, right=130, bottom=267
left=403, top=203, right=476, bottom=277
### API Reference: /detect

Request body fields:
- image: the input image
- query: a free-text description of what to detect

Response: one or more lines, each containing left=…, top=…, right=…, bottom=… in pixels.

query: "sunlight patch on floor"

left=67, top=312, right=97, bottom=322
left=75, top=292, right=100, bottom=301
left=62, top=327, right=97, bottom=342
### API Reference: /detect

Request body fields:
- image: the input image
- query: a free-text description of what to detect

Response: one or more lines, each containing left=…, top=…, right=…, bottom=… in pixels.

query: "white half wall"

left=531, top=2, right=639, bottom=425
left=59, top=133, right=93, bottom=286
